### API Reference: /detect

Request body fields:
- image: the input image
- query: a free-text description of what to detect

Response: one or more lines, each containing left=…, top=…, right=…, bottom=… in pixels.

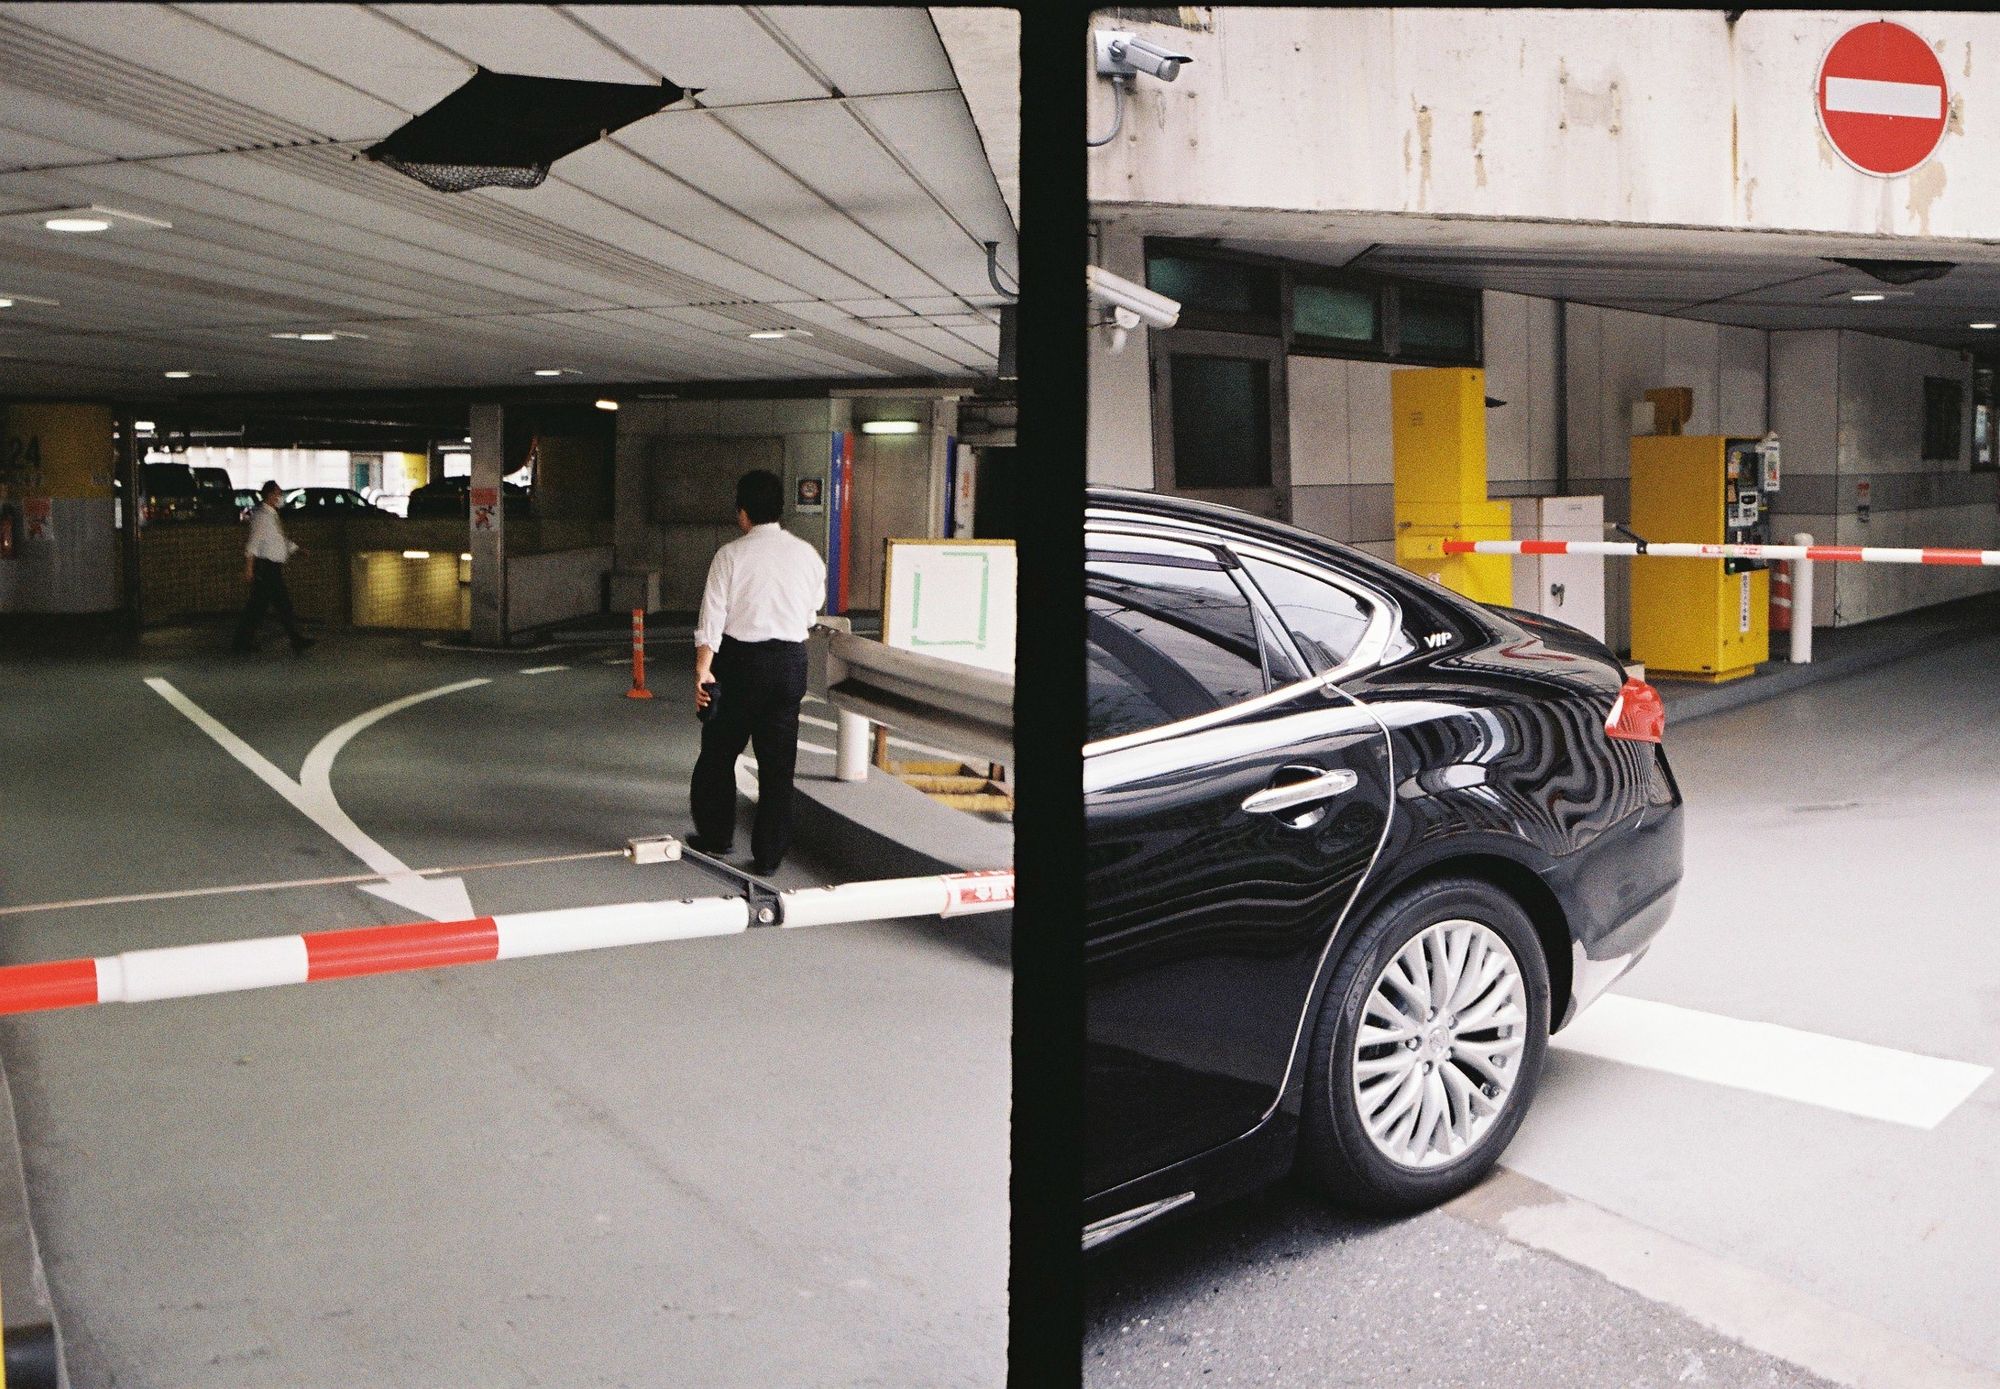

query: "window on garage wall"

left=1141, top=241, right=1478, bottom=516
left=1972, top=363, right=1995, bottom=473
left=1923, top=376, right=1965, bottom=462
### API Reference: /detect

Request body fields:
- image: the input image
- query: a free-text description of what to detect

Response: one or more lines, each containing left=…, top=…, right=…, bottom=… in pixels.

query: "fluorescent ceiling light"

left=595, top=398, right=619, bottom=411
left=403, top=550, right=432, bottom=560
left=1850, top=292, right=1887, bottom=303
left=26, top=205, right=172, bottom=233
left=269, top=330, right=367, bottom=341
left=0, top=299, right=11, bottom=309
left=135, top=420, right=156, bottom=433
left=747, top=328, right=813, bottom=340
left=860, top=419, right=921, bottom=435
left=1973, top=322, right=1998, bottom=330
left=163, top=370, right=195, bottom=379
left=532, top=368, right=578, bottom=377
left=45, top=217, right=110, bottom=233
left=0, top=291, right=58, bottom=307
left=459, top=552, right=472, bottom=562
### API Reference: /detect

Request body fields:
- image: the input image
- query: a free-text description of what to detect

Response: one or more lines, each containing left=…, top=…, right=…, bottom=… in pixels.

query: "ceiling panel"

left=759, top=7, right=956, bottom=98
left=372, top=4, right=657, bottom=84
left=561, top=6, right=825, bottom=107
left=612, top=114, right=951, bottom=301
left=850, top=91, right=1018, bottom=251
left=181, top=4, right=473, bottom=113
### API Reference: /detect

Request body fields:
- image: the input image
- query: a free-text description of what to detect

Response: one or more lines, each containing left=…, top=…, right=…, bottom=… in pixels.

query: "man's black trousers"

left=234, top=558, right=305, bottom=650
left=690, top=636, right=810, bottom=867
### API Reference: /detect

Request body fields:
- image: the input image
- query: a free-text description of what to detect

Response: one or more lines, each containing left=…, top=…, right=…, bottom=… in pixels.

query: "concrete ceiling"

left=1104, top=207, right=2000, bottom=353
left=0, top=4, right=1018, bottom=400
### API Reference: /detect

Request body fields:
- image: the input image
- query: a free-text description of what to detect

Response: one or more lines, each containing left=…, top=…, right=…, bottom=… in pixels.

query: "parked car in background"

left=233, top=489, right=262, bottom=521
left=1082, top=487, right=1682, bottom=1248
left=138, top=463, right=203, bottom=523
left=191, top=466, right=236, bottom=520
left=281, top=487, right=391, bottom=516
left=404, top=476, right=532, bottom=520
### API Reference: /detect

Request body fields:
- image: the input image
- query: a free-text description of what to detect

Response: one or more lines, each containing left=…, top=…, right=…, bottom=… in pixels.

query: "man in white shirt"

left=686, top=469, right=827, bottom=875
left=233, top=481, right=315, bottom=655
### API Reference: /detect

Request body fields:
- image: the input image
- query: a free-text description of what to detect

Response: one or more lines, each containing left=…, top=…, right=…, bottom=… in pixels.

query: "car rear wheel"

left=1298, top=877, right=1550, bottom=1213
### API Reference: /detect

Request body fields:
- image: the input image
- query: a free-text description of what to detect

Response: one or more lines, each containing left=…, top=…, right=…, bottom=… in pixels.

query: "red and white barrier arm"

left=1441, top=538, right=2000, bottom=566
left=0, top=870, right=1014, bottom=1018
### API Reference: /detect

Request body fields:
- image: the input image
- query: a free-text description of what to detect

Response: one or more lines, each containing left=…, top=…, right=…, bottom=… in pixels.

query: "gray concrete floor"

left=0, top=627, right=1008, bottom=1388
left=1086, top=624, right=2000, bottom=1387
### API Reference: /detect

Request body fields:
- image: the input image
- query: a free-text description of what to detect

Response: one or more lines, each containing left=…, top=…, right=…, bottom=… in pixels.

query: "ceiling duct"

left=364, top=67, right=693, bottom=193
left=1827, top=257, right=1956, bottom=286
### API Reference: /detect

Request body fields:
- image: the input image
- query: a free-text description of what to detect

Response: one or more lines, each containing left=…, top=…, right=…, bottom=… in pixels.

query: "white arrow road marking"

left=146, top=677, right=489, bottom=921
left=1552, top=993, right=1991, bottom=1129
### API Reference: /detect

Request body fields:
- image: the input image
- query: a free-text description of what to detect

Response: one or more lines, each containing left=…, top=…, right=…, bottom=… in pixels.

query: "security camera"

left=1095, top=30, right=1193, bottom=83
left=1086, top=265, right=1181, bottom=330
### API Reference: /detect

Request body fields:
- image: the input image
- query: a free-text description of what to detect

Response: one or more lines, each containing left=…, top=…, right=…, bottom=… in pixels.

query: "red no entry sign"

left=1817, top=21, right=1949, bottom=176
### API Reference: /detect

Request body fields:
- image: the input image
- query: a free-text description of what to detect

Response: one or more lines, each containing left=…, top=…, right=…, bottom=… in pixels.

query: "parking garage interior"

left=0, top=6, right=1019, bottom=1385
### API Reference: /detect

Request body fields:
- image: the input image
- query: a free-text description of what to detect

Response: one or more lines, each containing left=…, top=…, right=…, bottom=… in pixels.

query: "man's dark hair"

left=260, top=480, right=281, bottom=499
left=736, top=469, right=784, bottom=525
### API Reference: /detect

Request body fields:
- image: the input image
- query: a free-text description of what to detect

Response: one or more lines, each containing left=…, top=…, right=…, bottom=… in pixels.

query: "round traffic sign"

left=1817, top=21, right=1949, bottom=177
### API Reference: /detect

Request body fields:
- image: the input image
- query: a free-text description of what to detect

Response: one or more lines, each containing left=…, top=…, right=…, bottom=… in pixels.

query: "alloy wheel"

left=1350, top=918, right=1527, bottom=1169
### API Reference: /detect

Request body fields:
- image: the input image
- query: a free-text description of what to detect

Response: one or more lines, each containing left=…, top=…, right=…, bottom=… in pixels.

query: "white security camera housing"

left=1086, top=265, right=1182, bottom=331
left=1094, top=30, right=1193, bottom=83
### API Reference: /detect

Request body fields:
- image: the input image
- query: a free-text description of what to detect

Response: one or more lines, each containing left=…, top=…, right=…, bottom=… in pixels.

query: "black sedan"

left=1085, top=487, right=1682, bottom=1248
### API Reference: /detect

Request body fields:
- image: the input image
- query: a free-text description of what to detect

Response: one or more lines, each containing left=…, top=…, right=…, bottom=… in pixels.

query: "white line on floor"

left=518, top=664, right=570, bottom=675
left=146, top=677, right=489, bottom=921
left=1449, top=1169, right=2000, bottom=1389
left=1551, top=993, right=1992, bottom=1129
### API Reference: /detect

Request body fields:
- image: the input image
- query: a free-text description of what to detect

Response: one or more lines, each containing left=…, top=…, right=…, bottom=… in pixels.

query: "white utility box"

left=1509, top=495, right=1606, bottom=643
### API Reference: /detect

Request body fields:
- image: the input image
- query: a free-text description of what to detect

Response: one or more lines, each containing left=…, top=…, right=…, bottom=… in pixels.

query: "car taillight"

left=1605, top=677, right=1664, bottom=744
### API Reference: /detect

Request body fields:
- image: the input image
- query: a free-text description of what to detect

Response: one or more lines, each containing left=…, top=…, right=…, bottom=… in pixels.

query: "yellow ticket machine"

left=1630, top=435, right=1777, bottom=681
left=1391, top=367, right=1512, bottom=605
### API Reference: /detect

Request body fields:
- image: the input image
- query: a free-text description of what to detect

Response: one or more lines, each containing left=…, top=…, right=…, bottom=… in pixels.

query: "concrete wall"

left=508, top=545, right=614, bottom=632
left=1088, top=9, right=1997, bottom=240
left=1772, top=330, right=1994, bottom=626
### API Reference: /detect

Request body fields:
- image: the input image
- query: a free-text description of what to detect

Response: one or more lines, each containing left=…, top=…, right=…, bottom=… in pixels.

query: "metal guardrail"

left=809, top=619, right=1014, bottom=774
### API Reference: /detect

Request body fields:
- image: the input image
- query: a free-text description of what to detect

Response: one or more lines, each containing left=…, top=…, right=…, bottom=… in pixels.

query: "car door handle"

left=1241, top=768, right=1358, bottom=815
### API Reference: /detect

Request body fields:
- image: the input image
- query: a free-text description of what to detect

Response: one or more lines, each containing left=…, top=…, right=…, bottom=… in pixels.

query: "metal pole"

left=1791, top=532, right=1814, bottom=664
left=836, top=709, right=871, bottom=782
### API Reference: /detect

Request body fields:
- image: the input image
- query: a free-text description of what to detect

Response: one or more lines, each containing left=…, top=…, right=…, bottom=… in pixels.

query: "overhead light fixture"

left=594, top=398, right=619, bottom=411
left=532, top=367, right=579, bottom=377
left=459, top=552, right=472, bottom=562
left=0, top=291, right=58, bottom=308
left=269, top=330, right=368, bottom=341
left=135, top=420, right=156, bottom=434
left=0, top=299, right=11, bottom=309
left=364, top=67, right=693, bottom=194
left=23, top=205, right=172, bottom=233
left=746, top=328, right=813, bottom=340
left=860, top=420, right=921, bottom=435
left=163, top=370, right=194, bottom=379
left=1973, top=322, right=1998, bottom=331
left=402, top=550, right=432, bottom=560
left=1850, top=292, right=1886, bottom=303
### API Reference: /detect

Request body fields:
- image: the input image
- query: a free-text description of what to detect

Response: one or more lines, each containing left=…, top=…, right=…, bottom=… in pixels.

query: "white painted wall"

left=1089, top=9, right=1994, bottom=240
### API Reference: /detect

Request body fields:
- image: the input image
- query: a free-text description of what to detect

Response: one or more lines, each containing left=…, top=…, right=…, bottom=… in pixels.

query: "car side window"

left=1239, top=555, right=1376, bottom=674
left=1086, top=557, right=1267, bottom=743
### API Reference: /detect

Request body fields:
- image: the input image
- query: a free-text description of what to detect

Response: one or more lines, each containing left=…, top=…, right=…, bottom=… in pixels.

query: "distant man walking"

left=233, top=481, right=315, bottom=655
left=686, top=469, right=827, bottom=875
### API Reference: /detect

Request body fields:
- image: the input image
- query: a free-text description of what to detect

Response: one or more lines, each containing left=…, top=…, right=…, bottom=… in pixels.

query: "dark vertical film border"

left=1010, top=3, right=1089, bottom=1386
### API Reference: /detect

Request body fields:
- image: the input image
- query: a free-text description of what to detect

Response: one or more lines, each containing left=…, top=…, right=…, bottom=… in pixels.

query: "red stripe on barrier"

left=303, top=918, right=499, bottom=982
left=1921, top=548, right=1986, bottom=566
left=1808, top=546, right=1865, bottom=562
left=0, top=958, right=99, bottom=1015
left=1517, top=539, right=1567, bottom=555
left=1440, top=540, right=1472, bottom=554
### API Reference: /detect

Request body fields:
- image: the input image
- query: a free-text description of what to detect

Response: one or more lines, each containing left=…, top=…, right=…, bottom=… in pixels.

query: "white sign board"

left=881, top=539, right=1015, bottom=674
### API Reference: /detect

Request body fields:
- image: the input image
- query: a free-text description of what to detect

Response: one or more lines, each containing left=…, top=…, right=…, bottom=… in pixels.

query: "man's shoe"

left=683, top=833, right=734, bottom=856
left=749, top=858, right=782, bottom=877
left=292, top=637, right=318, bottom=655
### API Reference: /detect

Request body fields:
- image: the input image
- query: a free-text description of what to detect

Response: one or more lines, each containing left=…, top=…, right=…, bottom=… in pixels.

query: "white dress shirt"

left=695, top=522, right=826, bottom=649
left=244, top=503, right=298, bottom=563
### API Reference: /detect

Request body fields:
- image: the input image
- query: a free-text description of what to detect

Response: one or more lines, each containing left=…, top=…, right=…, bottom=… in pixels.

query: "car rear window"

left=1238, top=554, right=1375, bottom=674
left=1086, top=558, right=1266, bottom=742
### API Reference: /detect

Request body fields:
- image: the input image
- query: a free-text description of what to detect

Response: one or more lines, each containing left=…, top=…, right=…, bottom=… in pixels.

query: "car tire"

left=1297, top=877, right=1550, bottom=1214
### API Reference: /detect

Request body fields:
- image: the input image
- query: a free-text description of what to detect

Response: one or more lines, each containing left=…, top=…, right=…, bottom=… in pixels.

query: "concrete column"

left=469, top=403, right=506, bottom=645
left=115, top=409, right=142, bottom=627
